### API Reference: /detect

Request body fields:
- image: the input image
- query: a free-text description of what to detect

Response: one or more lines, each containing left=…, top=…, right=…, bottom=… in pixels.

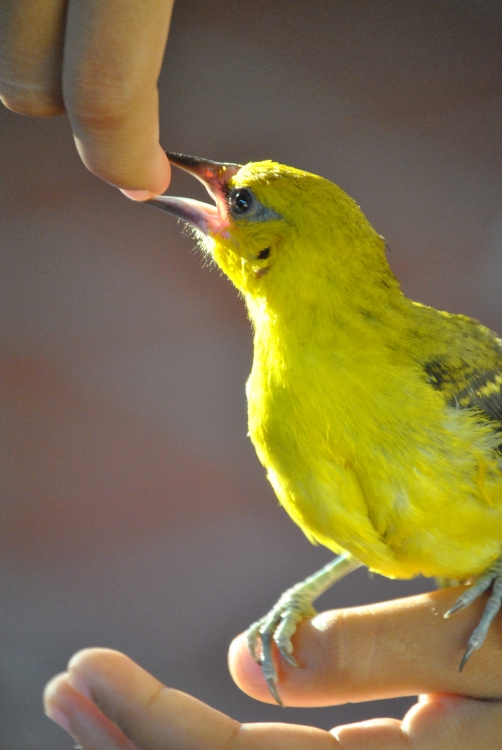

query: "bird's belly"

left=357, top=455, right=502, bottom=580
left=248, top=381, right=502, bottom=580
left=268, top=445, right=502, bottom=580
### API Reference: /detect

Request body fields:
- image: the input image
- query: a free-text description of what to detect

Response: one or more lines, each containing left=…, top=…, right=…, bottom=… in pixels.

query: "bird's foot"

left=444, top=556, right=502, bottom=671
left=246, top=583, right=317, bottom=705
left=245, top=554, right=362, bottom=704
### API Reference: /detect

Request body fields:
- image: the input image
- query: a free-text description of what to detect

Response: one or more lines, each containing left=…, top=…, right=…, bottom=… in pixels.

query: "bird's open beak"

left=147, top=153, right=242, bottom=235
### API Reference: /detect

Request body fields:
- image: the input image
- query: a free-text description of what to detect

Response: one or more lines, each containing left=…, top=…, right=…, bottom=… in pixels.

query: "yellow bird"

left=147, top=153, right=502, bottom=703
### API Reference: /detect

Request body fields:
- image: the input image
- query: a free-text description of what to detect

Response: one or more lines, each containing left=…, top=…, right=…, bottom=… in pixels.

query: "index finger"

left=229, top=587, right=502, bottom=707
left=63, top=0, right=173, bottom=194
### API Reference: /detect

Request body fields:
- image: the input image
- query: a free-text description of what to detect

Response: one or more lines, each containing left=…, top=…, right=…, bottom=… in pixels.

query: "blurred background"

left=1, top=0, right=502, bottom=746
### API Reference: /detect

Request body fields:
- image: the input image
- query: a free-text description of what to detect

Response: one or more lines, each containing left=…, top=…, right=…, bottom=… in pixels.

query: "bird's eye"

left=231, top=188, right=253, bottom=214
left=257, top=247, right=270, bottom=260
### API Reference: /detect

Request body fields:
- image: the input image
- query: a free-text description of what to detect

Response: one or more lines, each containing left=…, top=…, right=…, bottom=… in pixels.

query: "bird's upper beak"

left=147, top=153, right=242, bottom=235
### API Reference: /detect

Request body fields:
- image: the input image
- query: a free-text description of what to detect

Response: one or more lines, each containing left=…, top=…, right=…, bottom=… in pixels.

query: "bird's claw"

left=459, top=642, right=478, bottom=672
left=443, top=557, right=502, bottom=670
left=265, top=677, right=284, bottom=707
left=280, top=648, right=299, bottom=667
left=245, top=556, right=362, bottom=704
left=245, top=587, right=316, bottom=704
left=246, top=625, right=263, bottom=665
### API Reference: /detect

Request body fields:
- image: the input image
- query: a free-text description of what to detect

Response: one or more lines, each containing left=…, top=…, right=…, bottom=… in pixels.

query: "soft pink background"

left=1, top=1, right=501, bottom=747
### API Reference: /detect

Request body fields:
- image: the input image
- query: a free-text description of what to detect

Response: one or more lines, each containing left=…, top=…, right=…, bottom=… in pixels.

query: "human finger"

left=44, top=671, right=138, bottom=749
left=332, top=694, right=502, bottom=749
left=63, top=0, right=172, bottom=193
left=44, top=648, right=337, bottom=750
left=0, top=0, right=67, bottom=115
left=229, top=586, right=502, bottom=707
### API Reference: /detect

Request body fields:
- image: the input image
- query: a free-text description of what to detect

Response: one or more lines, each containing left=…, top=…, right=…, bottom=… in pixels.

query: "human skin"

left=0, top=0, right=174, bottom=197
left=44, top=586, right=502, bottom=749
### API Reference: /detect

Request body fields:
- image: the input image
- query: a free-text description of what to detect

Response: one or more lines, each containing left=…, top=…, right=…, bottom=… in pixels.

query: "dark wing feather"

left=423, top=350, right=502, bottom=442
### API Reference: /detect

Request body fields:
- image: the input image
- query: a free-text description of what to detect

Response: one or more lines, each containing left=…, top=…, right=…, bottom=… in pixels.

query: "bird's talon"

left=280, top=649, right=299, bottom=667
left=246, top=636, right=262, bottom=664
left=244, top=557, right=361, bottom=700
left=249, top=645, right=262, bottom=665
left=266, top=677, right=284, bottom=706
left=444, top=601, right=465, bottom=619
left=459, top=642, right=478, bottom=672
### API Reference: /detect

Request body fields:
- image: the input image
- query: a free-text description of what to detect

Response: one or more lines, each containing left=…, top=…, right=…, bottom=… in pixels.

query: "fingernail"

left=45, top=704, right=71, bottom=733
left=120, top=189, right=157, bottom=201
left=68, top=672, right=93, bottom=701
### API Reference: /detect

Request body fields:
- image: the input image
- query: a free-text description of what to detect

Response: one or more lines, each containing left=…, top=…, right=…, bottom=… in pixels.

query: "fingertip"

left=228, top=633, right=273, bottom=701
left=119, top=148, right=170, bottom=199
left=332, top=718, right=403, bottom=746
left=43, top=655, right=139, bottom=749
left=43, top=674, right=73, bottom=734
left=67, top=647, right=132, bottom=682
left=227, top=626, right=334, bottom=707
left=120, top=189, right=157, bottom=201
left=67, top=646, right=117, bottom=670
left=73, top=136, right=171, bottom=195
left=152, top=144, right=171, bottom=193
left=66, top=647, right=131, bottom=693
left=43, top=671, right=70, bottom=707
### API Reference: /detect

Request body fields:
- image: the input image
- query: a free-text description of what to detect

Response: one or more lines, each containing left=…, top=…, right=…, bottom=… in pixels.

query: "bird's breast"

left=246, top=340, right=502, bottom=579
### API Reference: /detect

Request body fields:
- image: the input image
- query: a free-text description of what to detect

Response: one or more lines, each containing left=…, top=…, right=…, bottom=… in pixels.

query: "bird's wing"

left=423, top=337, right=502, bottom=434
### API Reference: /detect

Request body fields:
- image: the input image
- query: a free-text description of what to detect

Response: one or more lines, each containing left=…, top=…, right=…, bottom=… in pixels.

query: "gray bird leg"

left=246, top=554, right=362, bottom=705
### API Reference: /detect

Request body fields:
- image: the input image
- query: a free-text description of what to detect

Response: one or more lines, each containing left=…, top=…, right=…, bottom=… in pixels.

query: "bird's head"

left=148, top=154, right=397, bottom=319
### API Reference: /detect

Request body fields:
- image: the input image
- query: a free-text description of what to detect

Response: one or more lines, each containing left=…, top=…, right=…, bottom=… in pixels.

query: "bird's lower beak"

left=147, top=152, right=242, bottom=236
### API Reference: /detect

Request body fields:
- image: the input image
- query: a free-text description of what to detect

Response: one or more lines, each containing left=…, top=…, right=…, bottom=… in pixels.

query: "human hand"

left=0, top=0, right=174, bottom=197
left=43, top=586, right=502, bottom=748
